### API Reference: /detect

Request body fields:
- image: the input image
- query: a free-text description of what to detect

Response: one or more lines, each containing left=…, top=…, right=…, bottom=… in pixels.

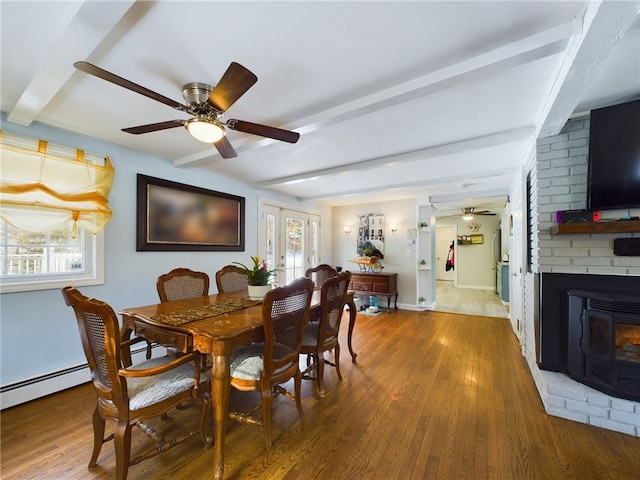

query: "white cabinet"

left=416, top=201, right=436, bottom=308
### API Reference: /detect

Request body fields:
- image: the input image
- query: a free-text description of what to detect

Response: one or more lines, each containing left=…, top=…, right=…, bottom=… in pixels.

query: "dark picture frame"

left=136, top=174, right=245, bottom=251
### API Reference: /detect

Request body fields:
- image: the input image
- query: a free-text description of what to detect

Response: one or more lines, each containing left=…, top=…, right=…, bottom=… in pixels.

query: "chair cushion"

left=126, top=357, right=207, bottom=410
left=302, top=322, right=335, bottom=347
left=230, top=343, right=297, bottom=380
left=230, top=344, right=265, bottom=380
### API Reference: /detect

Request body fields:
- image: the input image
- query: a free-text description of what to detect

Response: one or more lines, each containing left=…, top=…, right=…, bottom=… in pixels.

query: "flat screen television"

left=587, top=99, right=640, bottom=211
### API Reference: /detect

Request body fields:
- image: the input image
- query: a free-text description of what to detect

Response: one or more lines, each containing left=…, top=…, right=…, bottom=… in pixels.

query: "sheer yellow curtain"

left=0, top=131, right=115, bottom=237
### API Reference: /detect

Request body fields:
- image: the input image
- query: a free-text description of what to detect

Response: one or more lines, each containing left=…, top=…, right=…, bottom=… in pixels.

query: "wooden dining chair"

left=61, top=286, right=212, bottom=480
left=305, top=264, right=338, bottom=323
left=305, top=263, right=338, bottom=288
left=301, top=271, right=352, bottom=396
left=156, top=267, right=210, bottom=303
left=215, top=264, right=250, bottom=293
left=227, top=277, right=314, bottom=449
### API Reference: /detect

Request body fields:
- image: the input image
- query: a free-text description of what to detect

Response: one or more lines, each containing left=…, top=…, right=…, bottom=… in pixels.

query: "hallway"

left=434, top=280, right=509, bottom=318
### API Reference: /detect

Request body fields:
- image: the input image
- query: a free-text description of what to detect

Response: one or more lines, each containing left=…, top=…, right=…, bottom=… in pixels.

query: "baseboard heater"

left=1, top=345, right=156, bottom=409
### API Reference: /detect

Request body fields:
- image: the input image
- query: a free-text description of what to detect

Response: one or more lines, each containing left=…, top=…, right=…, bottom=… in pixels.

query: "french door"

left=259, top=204, right=320, bottom=286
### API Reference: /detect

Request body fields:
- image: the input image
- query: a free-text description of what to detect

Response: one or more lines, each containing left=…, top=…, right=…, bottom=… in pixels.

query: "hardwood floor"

left=2, top=309, right=638, bottom=480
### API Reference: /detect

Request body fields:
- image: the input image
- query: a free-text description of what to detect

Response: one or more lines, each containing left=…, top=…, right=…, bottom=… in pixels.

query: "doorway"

left=436, top=225, right=456, bottom=283
left=434, top=223, right=508, bottom=317
left=259, top=203, right=320, bottom=286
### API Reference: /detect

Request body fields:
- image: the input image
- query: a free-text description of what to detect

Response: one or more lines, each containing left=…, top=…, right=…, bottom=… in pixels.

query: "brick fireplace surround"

left=526, top=115, right=640, bottom=436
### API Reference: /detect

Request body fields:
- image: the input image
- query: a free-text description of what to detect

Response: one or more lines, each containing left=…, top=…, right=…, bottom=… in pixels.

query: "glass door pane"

left=259, top=205, right=284, bottom=285
left=309, top=214, right=320, bottom=268
left=283, top=210, right=305, bottom=284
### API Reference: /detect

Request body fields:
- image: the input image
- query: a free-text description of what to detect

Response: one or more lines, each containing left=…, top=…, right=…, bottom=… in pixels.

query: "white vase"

left=247, top=284, right=273, bottom=300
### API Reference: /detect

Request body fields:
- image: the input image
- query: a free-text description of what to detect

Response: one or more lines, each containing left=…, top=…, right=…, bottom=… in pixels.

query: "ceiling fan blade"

left=214, top=136, right=238, bottom=159
left=74, top=61, right=186, bottom=112
left=226, top=119, right=300, bottom=143
left=122, top=120, right=186, bottom=134
left=208, top=62, right=257, bottom=112
left=476, top=210, right=497, bottom=216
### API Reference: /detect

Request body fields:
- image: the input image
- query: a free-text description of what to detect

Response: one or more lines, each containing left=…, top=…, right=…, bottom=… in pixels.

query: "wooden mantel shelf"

left=550, top=220, right=640, bottom=235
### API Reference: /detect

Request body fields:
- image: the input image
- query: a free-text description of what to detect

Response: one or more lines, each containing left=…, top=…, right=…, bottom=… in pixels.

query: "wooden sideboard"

left=348, top=271, right=398, bottom=313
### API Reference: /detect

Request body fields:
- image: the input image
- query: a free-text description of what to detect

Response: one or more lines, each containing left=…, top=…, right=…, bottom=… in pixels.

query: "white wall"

left=0, top=116, right=322, bottom=405
left=332, top=199, right=417, bottom=307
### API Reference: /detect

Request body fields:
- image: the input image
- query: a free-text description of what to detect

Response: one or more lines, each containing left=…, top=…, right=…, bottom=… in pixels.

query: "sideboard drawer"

left=352, top=281, right=373, bottom=292
left=373, top=282, right=390, bottom=292
left=134, top=321, right=192, bottom=353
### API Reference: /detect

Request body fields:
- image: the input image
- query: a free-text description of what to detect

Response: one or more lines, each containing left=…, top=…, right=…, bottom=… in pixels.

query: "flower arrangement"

left=232, top=256, right=279, bottom=286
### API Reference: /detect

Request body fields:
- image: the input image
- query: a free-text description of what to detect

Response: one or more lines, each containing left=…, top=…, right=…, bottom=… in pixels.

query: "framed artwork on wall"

left=357, top=213, right=385, bottom=257
left=136, top=174, right=245, bottom=251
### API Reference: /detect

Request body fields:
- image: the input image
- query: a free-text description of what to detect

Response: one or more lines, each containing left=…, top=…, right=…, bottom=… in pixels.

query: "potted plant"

left=418, top=221, right=429, bottom=229
left=418, top=296, right=427, bottom=306
left=419, top=259, right=427, bottom=267
left=232, top=256, right=280, bottom=300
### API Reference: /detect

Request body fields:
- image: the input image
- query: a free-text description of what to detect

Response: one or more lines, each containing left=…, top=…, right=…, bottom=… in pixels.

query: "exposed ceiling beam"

left=7, top=1, right=135, bottom=126
left=296, top=167, right=516, bottom=203
left=174, top=23, right=571, bottom=168
left=539, top=1, right=640, bottom=137
left=430, top=188, right=510, bottom=205
left=252, top=127, right=534, bottom=189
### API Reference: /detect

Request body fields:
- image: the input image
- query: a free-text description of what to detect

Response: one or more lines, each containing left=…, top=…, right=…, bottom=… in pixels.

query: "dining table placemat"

left=151, top=297, right=261, bottom=326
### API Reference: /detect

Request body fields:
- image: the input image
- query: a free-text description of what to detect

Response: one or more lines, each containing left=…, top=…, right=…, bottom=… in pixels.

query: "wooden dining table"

left=119, top=289, right=357, bottom=479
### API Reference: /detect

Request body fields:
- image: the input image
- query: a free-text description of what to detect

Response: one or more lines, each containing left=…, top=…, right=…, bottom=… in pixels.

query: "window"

left=0, top=220, right=104, bottom=293
left=0, top=131, right=111, bottom=293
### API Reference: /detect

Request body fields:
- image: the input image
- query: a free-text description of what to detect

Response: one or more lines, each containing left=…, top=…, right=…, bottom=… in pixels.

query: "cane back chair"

left=304, top=264, right=338, bottom=323
left=215, top=265, right=250, bottom=293
left=62, top=286, right=212, bottom=480
left=227, top=277, right=314, bottom=448
left=156, top=267, right=210, bottom=303
left=301, top=271, right=352, bottom=396
left=305, top=263, right=338, bottom=289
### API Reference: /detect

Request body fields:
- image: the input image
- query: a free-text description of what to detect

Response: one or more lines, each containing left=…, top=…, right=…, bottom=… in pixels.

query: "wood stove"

left=567, top=289, right=640, bottom=401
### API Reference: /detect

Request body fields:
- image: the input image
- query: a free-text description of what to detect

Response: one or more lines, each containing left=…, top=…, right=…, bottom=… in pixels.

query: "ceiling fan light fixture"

left=462, top=214, right=474, bottom=221
left=185, top=117, right=225, bottom=143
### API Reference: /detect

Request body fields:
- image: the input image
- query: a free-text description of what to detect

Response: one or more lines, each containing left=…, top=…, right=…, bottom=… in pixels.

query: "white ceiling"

left=2, top=1, right=639, bottom=217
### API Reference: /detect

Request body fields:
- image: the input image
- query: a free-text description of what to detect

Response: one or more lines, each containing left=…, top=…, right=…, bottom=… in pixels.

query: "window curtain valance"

left=0, top=131, right=115, bottom=236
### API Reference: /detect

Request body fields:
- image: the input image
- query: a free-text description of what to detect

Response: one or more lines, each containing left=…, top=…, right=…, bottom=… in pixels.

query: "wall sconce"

left=344, top=225, right=352, bottom=235
left=390, top=224, right=398, bottom=234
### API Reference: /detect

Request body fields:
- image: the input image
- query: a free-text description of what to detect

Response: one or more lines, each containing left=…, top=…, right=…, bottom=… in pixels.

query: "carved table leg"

left=213, top=352, right=230, bottom=479
left=346, top=294, right=358, bottom=363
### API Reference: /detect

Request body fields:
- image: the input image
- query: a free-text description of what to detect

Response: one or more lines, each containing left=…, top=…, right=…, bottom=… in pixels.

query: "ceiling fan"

left=441, top=207, right=497, bottom=220
left=460, top=207, right=497, bottom=220
left=73, top=61, right=300, bottom=159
